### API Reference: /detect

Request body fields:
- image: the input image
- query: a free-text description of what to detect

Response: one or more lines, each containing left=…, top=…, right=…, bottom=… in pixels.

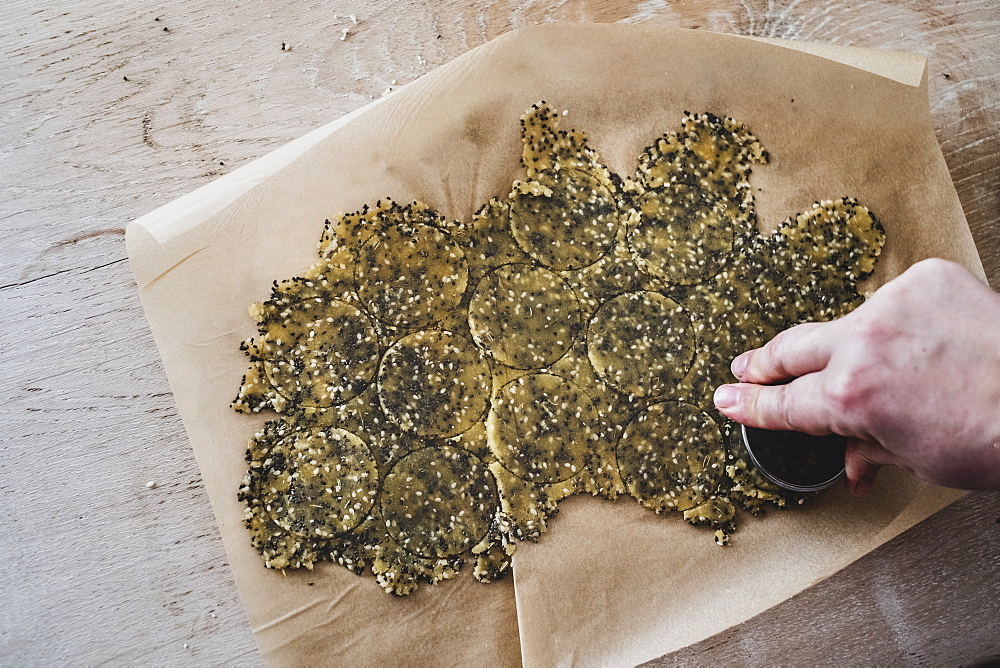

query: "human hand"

left=713, top=258, right=1000, bottom=495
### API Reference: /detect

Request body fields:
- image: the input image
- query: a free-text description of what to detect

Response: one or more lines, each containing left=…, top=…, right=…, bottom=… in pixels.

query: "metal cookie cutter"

left=732, top=423, right=847, bottom=492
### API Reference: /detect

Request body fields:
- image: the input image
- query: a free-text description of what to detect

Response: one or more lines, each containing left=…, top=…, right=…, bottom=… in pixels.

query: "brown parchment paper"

left=126, top=25, right=984, bottom=666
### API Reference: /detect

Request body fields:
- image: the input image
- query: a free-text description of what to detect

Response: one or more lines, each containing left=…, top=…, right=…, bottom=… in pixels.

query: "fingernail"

left=714, top=384, right=739, bottom=409
left=731, top=353, right=749, bottom=379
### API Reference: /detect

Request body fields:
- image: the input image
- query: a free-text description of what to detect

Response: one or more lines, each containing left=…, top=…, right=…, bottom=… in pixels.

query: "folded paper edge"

left=125, top=89, right=402, bottom=247
left=737, top=34, right=927, bottom=88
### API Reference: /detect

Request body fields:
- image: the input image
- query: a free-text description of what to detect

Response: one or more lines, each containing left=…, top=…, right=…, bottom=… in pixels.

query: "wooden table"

left=3, top=1, right=997, bottom=664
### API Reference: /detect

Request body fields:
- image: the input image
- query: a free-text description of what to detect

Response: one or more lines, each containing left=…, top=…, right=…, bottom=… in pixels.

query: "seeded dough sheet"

left=127, top=25, right=982, bottom=666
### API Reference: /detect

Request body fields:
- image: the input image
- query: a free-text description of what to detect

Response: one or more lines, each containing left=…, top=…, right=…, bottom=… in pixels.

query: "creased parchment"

left=126, top=25, right=982, bottom=666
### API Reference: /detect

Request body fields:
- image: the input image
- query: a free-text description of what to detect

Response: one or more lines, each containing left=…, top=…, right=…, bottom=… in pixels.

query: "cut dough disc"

left=628, top=183, right=735, bottom=285
left=355, top=222, right=468, bottom=328
left=616, top=401, right=726, bottom=512
left=468, top=263, right=584, bottom=370
left=261, top=299, right=380, bottom=407
left=377, top=330, right=491, bottom=439
left=261, top=427, right=379, bottom=539
left=380, top=444, right=497, bottom=559
left=487, top=373, right=598, bottom=484
left=770, top=198, right=885, bottom=282
left=509, top=168, right=619, bottom=270
left=587, top=291, right=695, bottom=398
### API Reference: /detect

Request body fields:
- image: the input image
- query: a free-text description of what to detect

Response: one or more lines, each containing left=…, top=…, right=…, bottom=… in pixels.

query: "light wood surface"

left=2, top=1, right=997, bottom=664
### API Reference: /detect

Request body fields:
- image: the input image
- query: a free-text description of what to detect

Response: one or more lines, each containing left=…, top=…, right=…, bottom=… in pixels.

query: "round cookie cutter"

left=734, top=423, right=847, bottom=492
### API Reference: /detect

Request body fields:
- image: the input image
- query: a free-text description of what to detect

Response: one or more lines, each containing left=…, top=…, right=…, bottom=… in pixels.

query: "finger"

left=713, top=373, right=835, bottom=434
left=846, top=461, right=880, bottom=497
left=731, top=321, right=838, bottom=384
left=844, top=437, right=899, bottom=497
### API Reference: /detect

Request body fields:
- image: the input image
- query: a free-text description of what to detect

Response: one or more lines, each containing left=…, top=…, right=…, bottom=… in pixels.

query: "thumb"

left=844, top=437, right=899, bottom=497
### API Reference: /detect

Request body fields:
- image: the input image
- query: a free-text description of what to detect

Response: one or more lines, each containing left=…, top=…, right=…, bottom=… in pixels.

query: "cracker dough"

left=233, top=104, right=884, bottom=594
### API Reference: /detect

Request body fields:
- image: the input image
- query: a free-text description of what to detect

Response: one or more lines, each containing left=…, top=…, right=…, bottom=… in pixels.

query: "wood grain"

left=1, top=0, right=997, bottom=664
